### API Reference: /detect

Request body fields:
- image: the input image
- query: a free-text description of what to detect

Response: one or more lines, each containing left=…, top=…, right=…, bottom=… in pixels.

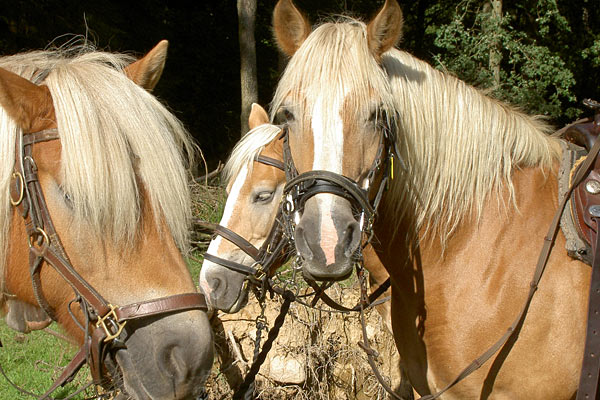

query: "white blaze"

left=311, top=94, right=345, bottom=265
left=199, top=166, right=248, bottom=294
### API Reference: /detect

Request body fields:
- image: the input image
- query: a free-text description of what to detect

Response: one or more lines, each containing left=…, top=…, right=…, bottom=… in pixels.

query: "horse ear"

left=367, top=0, right=403, bottom=60
left=0, top=68, right=55, bottom=133
left=273, top=0, right=311, bottom=56
left=125, top=40, right=169, bottom=91
left=248, top=103, right=269, bottom=130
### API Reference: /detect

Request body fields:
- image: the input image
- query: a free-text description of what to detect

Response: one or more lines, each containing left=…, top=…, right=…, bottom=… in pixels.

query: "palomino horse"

left=199, top=104, right=414, bottom=397
left=0, top=41, right=213, bottom=398
left=271, top=0, right=589, bottom=398
left=199, top=104, right=285, bottom=313
left=200, top=104, right=394, bottom=324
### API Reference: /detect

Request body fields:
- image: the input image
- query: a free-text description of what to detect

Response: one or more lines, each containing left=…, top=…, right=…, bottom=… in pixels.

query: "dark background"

left=1, top=1, right=599, bottom=171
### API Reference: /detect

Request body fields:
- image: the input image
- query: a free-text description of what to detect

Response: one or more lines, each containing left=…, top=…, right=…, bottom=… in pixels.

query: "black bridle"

left=4, top=128, right=208, bottom=399
left=279, top=123, right=398, bottom=270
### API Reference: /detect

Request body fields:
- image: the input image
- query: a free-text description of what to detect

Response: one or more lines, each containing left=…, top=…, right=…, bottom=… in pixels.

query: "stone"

left=268, top=355, right=306, bottom=384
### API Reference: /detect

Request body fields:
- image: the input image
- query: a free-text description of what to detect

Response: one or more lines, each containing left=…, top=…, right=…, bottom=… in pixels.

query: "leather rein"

left=4, top=128, right=208, bottom=398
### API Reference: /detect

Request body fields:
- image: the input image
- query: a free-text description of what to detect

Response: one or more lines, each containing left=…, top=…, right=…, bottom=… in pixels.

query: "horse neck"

left=382, top=49, right=562, bottom=244
left=375, top=164, right=560, bottom=278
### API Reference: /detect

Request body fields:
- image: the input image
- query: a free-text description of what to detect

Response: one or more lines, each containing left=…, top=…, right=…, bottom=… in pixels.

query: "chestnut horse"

left=200, top=104, right=393, bottom=323
left=199, top=104, right=414, bottom=397
left=271, top=0, right=589, bottom=398
left=0, top=41, right=213, bottom=399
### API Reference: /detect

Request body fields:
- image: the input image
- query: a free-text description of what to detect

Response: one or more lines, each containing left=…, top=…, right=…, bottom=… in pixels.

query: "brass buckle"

left=96, top=304, right=127, bottom=342
left=10, top=172, right=24, bottom=206
left=251, top=262, right=265, bottom=280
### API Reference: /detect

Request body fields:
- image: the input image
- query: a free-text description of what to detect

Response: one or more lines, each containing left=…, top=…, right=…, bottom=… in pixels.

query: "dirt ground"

left=203, top=280, right=403, bottom=400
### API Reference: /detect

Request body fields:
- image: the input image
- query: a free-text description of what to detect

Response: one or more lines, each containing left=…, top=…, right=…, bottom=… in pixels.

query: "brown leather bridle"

left=6, top=128, right=208, bottom=398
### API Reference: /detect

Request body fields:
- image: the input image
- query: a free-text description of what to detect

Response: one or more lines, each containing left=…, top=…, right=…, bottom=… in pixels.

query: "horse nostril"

left=201, top=270, right=225, bottom=304
left=209, top=275, right=222, bottom=293
left=294, top=225, right=314, bottom=261
left=160, top=344, right=185, bottom=380
left=342, top=220, right=361, bottom=257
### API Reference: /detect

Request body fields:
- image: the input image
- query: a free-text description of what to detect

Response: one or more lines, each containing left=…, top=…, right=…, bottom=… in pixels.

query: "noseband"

left=7, top=128, right=208, bottom=397
left=280, top=123, right=398, bottom=254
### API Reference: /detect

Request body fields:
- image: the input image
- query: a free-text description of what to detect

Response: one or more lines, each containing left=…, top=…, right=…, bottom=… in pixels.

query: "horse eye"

left=253, top=190, right=274, bottom=204
left=276, top=108, right=295, bottom=123
left=62, top=190, right=74, bottom=209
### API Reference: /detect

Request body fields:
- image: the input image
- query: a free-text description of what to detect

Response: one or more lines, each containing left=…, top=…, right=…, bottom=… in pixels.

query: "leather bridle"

left=6, top=128, right=208, bottom=397
left=279, top=123, right=397, bottom=273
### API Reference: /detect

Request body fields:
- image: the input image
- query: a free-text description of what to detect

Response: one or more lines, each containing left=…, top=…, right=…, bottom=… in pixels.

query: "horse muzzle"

left=294, top=195, right=360, bottom=281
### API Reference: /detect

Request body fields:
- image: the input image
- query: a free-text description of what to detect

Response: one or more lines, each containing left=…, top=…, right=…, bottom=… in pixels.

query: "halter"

left=279, top=123, right=398, bottom=271
left=6, top=128, right=208, bottom=398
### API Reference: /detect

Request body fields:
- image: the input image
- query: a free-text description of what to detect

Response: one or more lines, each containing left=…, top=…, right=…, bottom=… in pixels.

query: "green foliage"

left=431, top=0, right=579, bottom=119
left=583, top=39, right=600, bottom=67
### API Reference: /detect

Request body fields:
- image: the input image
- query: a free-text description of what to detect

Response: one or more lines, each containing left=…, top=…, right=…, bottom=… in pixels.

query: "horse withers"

left=0, top=41, right=213, bottom=399
left=271, top=0, right=589, bottom=398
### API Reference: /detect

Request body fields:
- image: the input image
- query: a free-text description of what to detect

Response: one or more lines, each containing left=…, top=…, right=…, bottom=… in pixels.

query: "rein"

left=3, top=128, right=208, bottom=399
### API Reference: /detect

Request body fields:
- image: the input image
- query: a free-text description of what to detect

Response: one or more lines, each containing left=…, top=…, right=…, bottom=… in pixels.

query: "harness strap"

left=197, top=221, right=261, bottom=260
left=576, top=223, right=600, bottom=399
left=232, top=290, right=295, bottom=400
left=284, top=170, right=375, bottom=216
left=115, top=293, right=208, bottom=321
left=304, top=277, right=391, bottom=313
left=254, top=154, right=285, bottom=170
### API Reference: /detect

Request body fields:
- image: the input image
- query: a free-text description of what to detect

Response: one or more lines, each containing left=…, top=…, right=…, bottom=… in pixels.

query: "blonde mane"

left=223, top=123, right=282, bottom=184
left=270, top=18, right=562, bottom=244
left=271, top=19, right=396, bottom=132
left=0, top=45, right=196, bottom=281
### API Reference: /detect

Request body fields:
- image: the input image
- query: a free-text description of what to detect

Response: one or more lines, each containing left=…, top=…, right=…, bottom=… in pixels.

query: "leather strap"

left=577, top=223, right=600, bottom=400
left=254, top=155, right=285, bottom=171
left=197, top=221, right=261, bottom=260
left=115, top=293, right=207, bottom=321
left=305, top=277, right=391, bottom=313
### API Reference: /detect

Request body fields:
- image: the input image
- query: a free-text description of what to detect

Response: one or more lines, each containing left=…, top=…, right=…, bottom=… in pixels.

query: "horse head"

left=272, top=0, right=403, bottom=281
left=0, top=41, right=213, bottom=399
left=199, top=104, right=285, bottom=312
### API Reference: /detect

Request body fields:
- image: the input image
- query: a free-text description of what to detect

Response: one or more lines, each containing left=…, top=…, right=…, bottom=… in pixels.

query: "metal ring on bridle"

left=27, top=227, right=49, bottom=249
left=9, top=172, right=24, bottom=206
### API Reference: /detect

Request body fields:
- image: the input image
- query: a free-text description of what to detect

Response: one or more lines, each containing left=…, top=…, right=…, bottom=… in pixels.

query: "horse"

left=199, top=103, right=285, bottom=313
left=0, top=41, right=214, bottom=399
left=200, top=103, right=394, bottom=322
left=270, top=0, right=590, bottom=398
left=199, top=103, right=417, bottom=398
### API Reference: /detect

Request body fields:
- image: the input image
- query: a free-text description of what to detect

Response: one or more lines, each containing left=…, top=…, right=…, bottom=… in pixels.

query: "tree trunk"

left=484, top=0, right=503, bottom=91
left=238, top=0, right=258, bottom=136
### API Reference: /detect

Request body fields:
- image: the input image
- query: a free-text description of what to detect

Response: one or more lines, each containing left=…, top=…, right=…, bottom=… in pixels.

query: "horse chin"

left=302, top=259, right=354, bottom=282
left=223, top=288, right=249, bottom=314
